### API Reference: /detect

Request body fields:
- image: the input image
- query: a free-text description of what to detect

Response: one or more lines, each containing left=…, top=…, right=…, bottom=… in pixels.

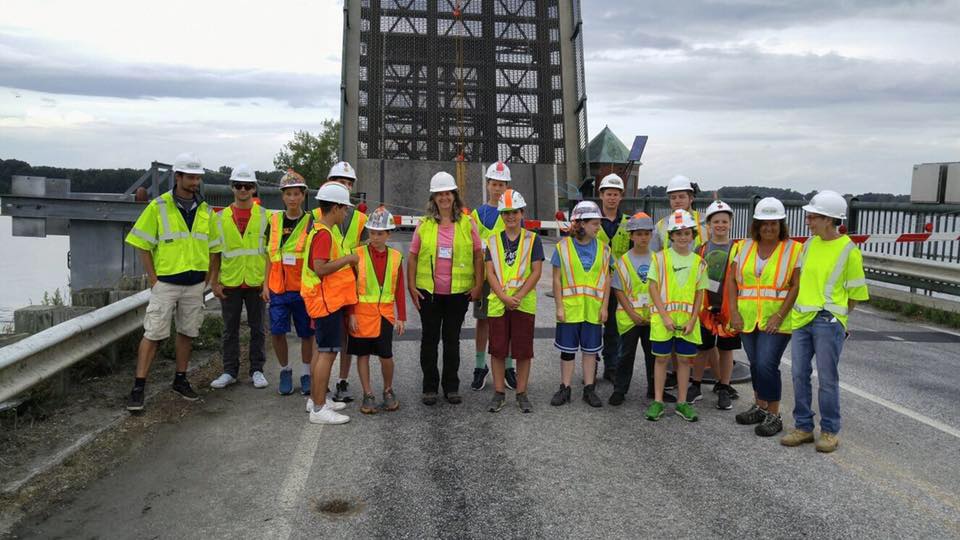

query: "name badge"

left=282, top=254, right=297, bottom=266
left=438, top=246, right=453, bottom=260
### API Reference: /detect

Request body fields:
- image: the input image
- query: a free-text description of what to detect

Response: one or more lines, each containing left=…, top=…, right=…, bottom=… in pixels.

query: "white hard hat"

left=365, top=206, right=396, bottom=231
left=802, top=190, right=846, bottom=219
left=229, top=164, right=257, bottom=183
left=429, top=171, right=458, bottom=193
left=571, top=200, right=602, bottom=221
left=666, top=174, right=694, bottom=193
left=172, top=153, right=204, bottom=175
left=705, top=200, right=733, bottom=221
left=279, top=169, right=308, bottom=190
left=485, top=161, right=511, bottom=182
left=666, top=209, right=698, bottom=232
left=753, top=197, right=787, bottom=220
left=598, top=173, right=625, bottom=191
left=327, top=161, right=357, bottom=182
left=625, top=211, right=654, bottom=231
left=315, top=181, right=354, bottom=206
left=498, top=189, right=526, bottom=211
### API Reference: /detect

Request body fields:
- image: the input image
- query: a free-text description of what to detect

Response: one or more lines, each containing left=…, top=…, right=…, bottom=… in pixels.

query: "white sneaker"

left=306, top=398, right=315, bottom=413
left=251, top=371, right=268, bottom=389
left=210, top=373, right=237, bottom=389
left=309, top=405, right=350, bottom=425
left=326, top=398, right=347, bottom=411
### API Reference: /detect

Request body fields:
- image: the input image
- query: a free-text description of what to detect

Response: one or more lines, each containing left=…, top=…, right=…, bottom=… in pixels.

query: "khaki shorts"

left=143, top=281, right=206, bottom=341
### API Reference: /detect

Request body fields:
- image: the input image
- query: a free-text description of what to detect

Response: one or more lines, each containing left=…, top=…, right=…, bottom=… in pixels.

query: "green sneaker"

left=644, top=401, right=665, bottom=421
left=675, top=402, right=699, bottom=422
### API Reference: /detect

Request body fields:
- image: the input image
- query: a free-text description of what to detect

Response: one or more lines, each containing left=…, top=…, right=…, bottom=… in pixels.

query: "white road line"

left=781, top=354, right=960, bottom=440
left=857, top=307, right=881, bottom=317
left=919, top=324, right=960, bottom=339
left=271, top=419, right=324, bottom=540
left=888, top=335, right=905, bottom=341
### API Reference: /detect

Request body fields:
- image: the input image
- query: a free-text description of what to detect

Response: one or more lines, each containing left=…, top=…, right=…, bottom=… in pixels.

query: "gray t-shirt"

left=612, top=251, right=652, bottom=291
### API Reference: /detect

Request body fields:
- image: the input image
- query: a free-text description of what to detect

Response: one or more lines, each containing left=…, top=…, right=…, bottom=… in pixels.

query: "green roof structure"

left=586, top=125, right=630, bottom=164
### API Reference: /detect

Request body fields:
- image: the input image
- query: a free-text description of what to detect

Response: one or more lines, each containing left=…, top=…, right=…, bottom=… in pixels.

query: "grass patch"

left=868, top=297, right=960, bottom=329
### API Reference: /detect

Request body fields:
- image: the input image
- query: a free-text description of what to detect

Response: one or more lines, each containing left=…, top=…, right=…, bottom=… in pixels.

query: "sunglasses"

left=232, top=183, right=255, bottom=191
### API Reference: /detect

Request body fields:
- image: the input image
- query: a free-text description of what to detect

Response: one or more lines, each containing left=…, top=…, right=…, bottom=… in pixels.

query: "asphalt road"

left=12, top=268, right=960, bottom=538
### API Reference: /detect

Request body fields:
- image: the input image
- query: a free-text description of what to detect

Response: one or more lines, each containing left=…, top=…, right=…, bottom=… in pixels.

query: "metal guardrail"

left=862, top=253, right=960, bottom=296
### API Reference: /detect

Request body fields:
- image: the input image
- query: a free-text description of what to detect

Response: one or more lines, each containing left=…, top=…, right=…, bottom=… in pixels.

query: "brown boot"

left=780, top=429, right=815, bottom=447
left=816, top=432, right=840, bottom=453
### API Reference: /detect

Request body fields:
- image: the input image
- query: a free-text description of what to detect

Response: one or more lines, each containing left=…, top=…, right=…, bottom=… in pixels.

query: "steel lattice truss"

left=357, top=0, right=580, bottom=165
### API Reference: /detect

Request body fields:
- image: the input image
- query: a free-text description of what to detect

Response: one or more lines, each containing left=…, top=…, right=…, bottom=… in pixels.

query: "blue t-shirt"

left=475, top=204, right=500, bottom=230
left=551, top=237, right=599, bottom=270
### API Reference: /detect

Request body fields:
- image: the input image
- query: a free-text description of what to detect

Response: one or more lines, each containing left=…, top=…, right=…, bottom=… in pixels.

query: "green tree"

left=273, top=120, right=341, bottom=188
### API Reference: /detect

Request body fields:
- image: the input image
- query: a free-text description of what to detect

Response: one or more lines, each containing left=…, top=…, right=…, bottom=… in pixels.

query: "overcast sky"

left=2, top=0, right=959, bottom=194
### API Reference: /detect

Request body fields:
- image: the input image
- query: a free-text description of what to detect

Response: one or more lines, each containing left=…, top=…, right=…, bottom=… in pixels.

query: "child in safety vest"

left=690, top=200, right=742, bottom=410
left=550, top=200, right=611, bottom=409
left=347, top=207, right=406, bottom=414
left=302, top=182, right=359, bottom=425
left=646, top=209, right=709, bottom=422
left=484, top=189, right=544, bottom=413
left=608, top=212, right=671, bottom=406
left=650, top=175, right=706, bottom=253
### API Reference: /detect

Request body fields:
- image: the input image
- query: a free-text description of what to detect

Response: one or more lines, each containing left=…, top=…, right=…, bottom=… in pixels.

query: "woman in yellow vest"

left=550, top=200, right=611, bottom=409
left=781, top=191, right=869, bottom=453
left=347, top=207, right=406, bottom=414
left=645, top=209, right=709, bottom=422
left=407, top=172, right=484, bottom=406
left=728, top=197, right=802, bottom=437
left=484, top=189, right=544, bottom=413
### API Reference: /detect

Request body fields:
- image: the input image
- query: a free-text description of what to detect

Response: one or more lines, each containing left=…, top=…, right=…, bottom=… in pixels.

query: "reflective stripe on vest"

left=486, top=229, right=537, bottom=317
left=126, top=192, right=213, bottom=277
left=735, top=239, right=799, bottom=333
left=267, top=211, right=311, bottom=294
left=312, top=208, right=366, bottom=251
left=614, top=253, right=651, bottom=335
left=649, top=248, right=705, bottom=344
left=557, top=237, right=609, bottom=325
left=351, top=245, right=401, bottom=338
left=471, top=208, right=505, bottom=243
left=793, top=237, right=856, bottom=317
left=300, top=222, right=358, bottom=318
left=415, top=217, right=476, bottom=294
left=218, top=205, right=268, bottom=287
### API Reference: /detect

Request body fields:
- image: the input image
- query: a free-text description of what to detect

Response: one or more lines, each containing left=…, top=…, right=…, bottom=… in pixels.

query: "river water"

left=0, top=216, right=71, bottom=326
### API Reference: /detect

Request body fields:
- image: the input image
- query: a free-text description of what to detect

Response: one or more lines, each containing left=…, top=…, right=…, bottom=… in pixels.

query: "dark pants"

left=417, top=289, right=469, bottom=395
left=221, top=287, right=266, bottom=377
left=602, top=300, right=621, bottom=373
left=614, top=324, right=654, bottom=396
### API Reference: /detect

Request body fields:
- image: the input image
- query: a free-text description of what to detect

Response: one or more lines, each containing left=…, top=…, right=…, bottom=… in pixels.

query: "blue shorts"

left=554, top=322, right=603, bottom=354
left=314, top=309, right=344, bottom=352
left=269, top=291, right=314, bottom=338
left=651, top=337, right=699, bottom=358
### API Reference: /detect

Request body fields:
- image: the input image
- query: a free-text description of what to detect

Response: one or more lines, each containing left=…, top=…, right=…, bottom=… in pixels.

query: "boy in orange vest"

left=347, top=207, right=407, bottom=414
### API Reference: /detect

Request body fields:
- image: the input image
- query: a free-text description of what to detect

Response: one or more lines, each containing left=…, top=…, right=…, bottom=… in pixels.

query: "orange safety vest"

left=300, top=222, right=358, bottom=318
left=266, top=211, right=312, bottom=294
left=350, top=245, right=402, bottom=338
left=696, top=241, right=741, bottom=338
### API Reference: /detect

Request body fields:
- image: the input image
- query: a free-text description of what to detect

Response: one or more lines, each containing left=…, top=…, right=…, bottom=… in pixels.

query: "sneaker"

left=278, top=370, right=294, bottom=395
left=360, top=393, right=379, bottom=414
left=305, top=398, right=314, bottom=413
left=422, top=392, right=438, bottom=406
left=608, top=391, right=625, bottom=406
left=816, top=432, right=840, bottom=453
left=251, top=371, right=268, bottom=389
left=172, top=379, right=199, bottom=401
left=727, top=384, right=740, bottom=400
left=333, top=380, right=353, bottom=402
left=735, top=404, right=767, bottom=425
left=210, top=373, right=236, bottom=389
left=583, top=384, right=602, bottom=408
left=685, top=384, right=702, bottom=404
left=712, top=382, right=722, bottom=394
left=550, top=384, right=571, bottom=406
left=382, top=389, right=400, bottom=411
left=127, top=388, right=145, bottom=412
left=325, top=397, right=347, bottom=411
left=516, top=392, right=533, bottom=413
left=488, top=392, right=506, bottom=413
left=505, top=368, right=518, bottom=390
left=300, top=374, right=311, bottom=396
left=309, top=405, right=350, bottom=425
left=471, top=366, right=489, bottom=391
left=644, top=401, right=665, bottom=421
left=675, top=402, right=699, bottom=422
left=444, top=392, right=463, bottom=404
left=755, top=413, right=783, bottom=437
left=716, top=387, right=732, bottom=410
left=780, top=429, right=815, bottom=447
left=665, top=373, right=678, bottom=390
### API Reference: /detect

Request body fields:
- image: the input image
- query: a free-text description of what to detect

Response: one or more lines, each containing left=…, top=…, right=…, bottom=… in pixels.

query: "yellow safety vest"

left=613, top=252, right=651, bottom=335
left=471, top=207, right=505, bottom=243
left=792, top=235, right=869, bottom=329
left=556, top=237, right=609, bottom=325
left=312, top=207, right=367, bottom=251
left=486, top=229, right=538, bottom=317
left=351, top=245, right=402, bottom=338
left=734, top=239, right=800, bottom=334
left=415, top=217, right=476, bottom=294
left=597, top=214, right=632, bottom=259
left=649, top=248, right=706, bottom=344
left=654, top=209, right=705, bottom=251
left=266, top=211, right=312, bottom=294
left=216, top=204, right=268, bottom=287
left=300, top=222, right=358, bottom=318
left=125, top=191, right=216, bottom=277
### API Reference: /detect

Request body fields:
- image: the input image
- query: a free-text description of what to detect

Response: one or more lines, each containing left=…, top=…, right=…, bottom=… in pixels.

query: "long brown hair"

left=750, top=218, right=789, bottom=241
left=425, top=190, right=466, bottom=222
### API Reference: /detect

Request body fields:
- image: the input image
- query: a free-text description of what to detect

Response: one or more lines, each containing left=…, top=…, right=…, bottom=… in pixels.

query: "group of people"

left=123, top=152, right=868, bottom=453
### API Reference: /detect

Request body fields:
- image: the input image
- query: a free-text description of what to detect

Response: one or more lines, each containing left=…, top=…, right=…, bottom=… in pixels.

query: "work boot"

left=780, top=429, right=815, bottom=447
left=583, top=384, right=603, bottom=408
left=816, top=432, right=840, bottom=453
left=550, top=384, right=571, bottom=406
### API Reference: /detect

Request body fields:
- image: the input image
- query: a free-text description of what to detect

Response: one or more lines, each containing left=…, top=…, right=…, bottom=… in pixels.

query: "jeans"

left=220, top=287, right=266, bottom=377
left=417, top=289, right=470, bottom=395
left=791, top=310, right=846, bottom=434
left=741, top=331, right=792, bottom=402
left=602, top=300, right=621, bottom=373
left=613, top=324, right=653, bottom=396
